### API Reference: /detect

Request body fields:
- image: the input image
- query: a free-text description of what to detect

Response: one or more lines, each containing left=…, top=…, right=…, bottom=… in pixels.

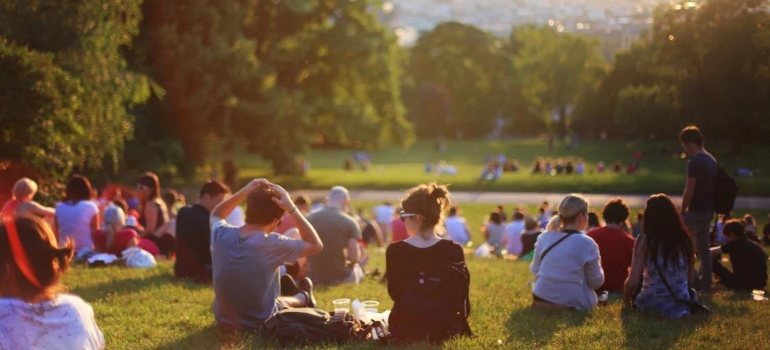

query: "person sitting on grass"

left=0, top=216, right=104, bottom=349
left=587, top=198, right=635, bottom=293
left=742, top=214, right=760, bottom=243
left=624, top=194, right=695, bottom=319
left=1, top=178, right=55, bottom=221
left=307, top=186, right=362, bottom=285
left=386, top=183, right=471, bottom=344
left=175, top=180, right=230, bottom=284
left=631, top=211, right=644, bottom=239
left=504, top=209, right=526, bottom=256
left=93, top=204, right=159, bottom=257
left=530, top=194, right=604, bottom=311
left=483, top=211, right=506, bottom=256
left=587, top=211, right=601, bottom=232
left=710, top=220, right=768, bottom=292
left=444, top=206, right=471, bottom=246
left=519, top=216, right=542, bottom=261
left=210, top=179, right=323, bottom=330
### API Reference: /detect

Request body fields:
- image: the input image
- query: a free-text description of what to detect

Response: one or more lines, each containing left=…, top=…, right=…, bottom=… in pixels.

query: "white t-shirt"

left=445, top=216, right=469, bottom=245
left=504, top=220, right=525, bottom=255
left=0, top=294, right=104, bottom=350
left=226, top=206, right=246, bottom=227
left=55, top=200, right=99, bottom=252
left=372, top=205, right=395, bottom=225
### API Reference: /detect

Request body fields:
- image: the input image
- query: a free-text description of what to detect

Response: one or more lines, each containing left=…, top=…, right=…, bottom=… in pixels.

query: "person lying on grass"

left=0, top=216, right=104, bottom=349
left=710, top=220, right=768, bottom=292
left=209, top=179, right=323, bottom=331
left=624, top=194, right=695, bottom=319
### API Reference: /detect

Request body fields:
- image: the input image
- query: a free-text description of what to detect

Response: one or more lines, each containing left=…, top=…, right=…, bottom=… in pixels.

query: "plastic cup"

left=362, top=300, right=380, bottom=314
left=333, top=298, right=351, bottom=313
left=752, top=290, right=765, bottom=301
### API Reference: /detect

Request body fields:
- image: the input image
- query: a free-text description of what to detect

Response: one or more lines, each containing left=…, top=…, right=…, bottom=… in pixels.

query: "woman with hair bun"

left=530, top=194, right=604, bottom=310
left=0, top=216, right=104, bottom=349
left=386, top=183, right=472, bottom=344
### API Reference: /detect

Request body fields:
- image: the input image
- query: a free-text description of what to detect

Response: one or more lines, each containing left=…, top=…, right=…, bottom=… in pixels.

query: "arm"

left=211, top=179, right=270, bottom=220
left=386, top=245, right=400, bottom=300
left=585, top=258, right=605, bottom=290
left=23, top=201, right=56, bottom=217
left=624, top=235, right=647, bottom=306
left=143, top=202, right=159, bottom=235
left=268, top=183, right=323, bottom=258
left=709, top=246, right=723, bottom=255
left=345, top=219, right=362, bottom=264
left=680, top=177, right=696, bottom=215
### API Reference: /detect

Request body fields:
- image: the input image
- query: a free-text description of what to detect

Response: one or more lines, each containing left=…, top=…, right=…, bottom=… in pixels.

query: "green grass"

left=201, top=139, right=770, bottom=196
left=61, top=200, right=770, bottom=350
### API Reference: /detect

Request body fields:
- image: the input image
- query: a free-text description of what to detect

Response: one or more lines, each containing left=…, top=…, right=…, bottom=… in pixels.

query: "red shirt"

left=93, top=228, right=160, bottom=257
left=586, top=226, right=635, bottom=292
left=391, top=218, right=408, bottom=242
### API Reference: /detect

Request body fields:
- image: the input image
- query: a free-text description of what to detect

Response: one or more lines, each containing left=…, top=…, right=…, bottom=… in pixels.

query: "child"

left=710, top=220, right=768, bottom=291
left=743, top=214, right=760, bottom=243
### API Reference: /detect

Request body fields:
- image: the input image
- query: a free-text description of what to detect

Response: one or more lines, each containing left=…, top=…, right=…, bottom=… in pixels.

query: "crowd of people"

left=0, top=125, right=768, bottom=348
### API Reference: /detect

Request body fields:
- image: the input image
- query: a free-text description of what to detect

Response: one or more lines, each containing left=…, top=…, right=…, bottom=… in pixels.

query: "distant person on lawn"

left=210, top=179, right=322, bottom=330
left=483, top=211, right=506, bottom=256
left=624, top=194, right=695, bottom=319
left=372, top=201, right=395, bottom=241
left=444, top=206, right=471, bottom=246
left=679, top=125, right=718, bottom=292
left=307, top=186, right=362, bottom=285
left=0, top=216, right=104, bottom=349
left=530, top=194, right=604, bottom=311
left=175, top=180, right=230, bottom=283
left=519, top=216, right=542, bottom=261
left=504, top=210, right=526, bottom=256
left=710, top=220, right=768, bottom=291
left=587, top=198, right=635, bottom=293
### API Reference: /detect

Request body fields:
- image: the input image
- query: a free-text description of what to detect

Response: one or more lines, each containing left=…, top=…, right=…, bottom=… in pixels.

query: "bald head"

left=327, top=186, right=350, bottom=209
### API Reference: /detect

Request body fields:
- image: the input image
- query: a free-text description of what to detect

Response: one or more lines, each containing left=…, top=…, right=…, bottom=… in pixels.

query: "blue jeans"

left=686, top=211, right=714, bottom=291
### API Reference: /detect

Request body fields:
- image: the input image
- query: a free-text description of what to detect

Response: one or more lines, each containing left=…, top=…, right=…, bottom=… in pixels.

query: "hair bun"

left=428, top=184, right=448, bottom=200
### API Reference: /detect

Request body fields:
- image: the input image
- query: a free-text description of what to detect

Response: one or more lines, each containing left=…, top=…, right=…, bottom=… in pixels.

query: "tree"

left=0, top=0, right=151, bottom=180
left=135, top=0, right=412, bottom=175
left=407, top=22, right=511, bottom=139
left=509, top=26, right=606, bottom=137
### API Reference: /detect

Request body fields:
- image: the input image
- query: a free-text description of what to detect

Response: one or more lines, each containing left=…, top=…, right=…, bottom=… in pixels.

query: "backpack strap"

left=540, top=231, right=577, bottom=261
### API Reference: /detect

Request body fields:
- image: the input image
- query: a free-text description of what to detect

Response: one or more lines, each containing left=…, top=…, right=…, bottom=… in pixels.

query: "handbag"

left=653, top=260, right=713, bottom=314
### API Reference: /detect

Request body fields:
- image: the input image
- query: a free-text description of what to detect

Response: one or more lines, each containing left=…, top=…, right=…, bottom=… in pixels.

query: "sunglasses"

left=399, top=211, right=420, bottom=222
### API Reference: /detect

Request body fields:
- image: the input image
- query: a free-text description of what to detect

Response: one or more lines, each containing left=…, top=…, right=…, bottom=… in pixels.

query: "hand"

left=268, top=184, right=296, bottom=213
left=245, top=178, right=271, bottom=192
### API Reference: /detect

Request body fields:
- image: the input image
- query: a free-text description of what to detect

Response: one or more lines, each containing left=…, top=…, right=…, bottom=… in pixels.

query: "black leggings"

left=145, top=234, right=175, bottom=257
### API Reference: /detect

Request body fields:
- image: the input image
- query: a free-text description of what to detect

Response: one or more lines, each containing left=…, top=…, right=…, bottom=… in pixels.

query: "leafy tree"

left=0, top=0, right=150, bottom=180
left=509, top=25, right=606, bottom=137
left=407, top=22, right=511, bottom=139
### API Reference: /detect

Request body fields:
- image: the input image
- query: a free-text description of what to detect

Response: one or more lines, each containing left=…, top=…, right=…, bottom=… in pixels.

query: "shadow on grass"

left=619, top=307, right=708, bottom=350
left=505, top=305, right=588, bottom=347
left=70, top=273, right=210, bottom=301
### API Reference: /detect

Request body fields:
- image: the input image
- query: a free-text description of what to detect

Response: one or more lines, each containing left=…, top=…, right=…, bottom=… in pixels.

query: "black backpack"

left=389, top=262, right=473, bottom=344
left=263, top=308, right=372, bottom=345
left=714, top=165, right=738, bottom=215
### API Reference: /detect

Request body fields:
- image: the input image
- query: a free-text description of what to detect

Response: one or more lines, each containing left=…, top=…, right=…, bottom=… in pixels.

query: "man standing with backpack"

left=679, top=126, right=718, bottom=293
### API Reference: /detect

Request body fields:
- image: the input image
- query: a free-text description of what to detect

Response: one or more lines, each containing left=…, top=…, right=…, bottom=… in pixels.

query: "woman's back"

left=444, top=216, right=468, bottom=244
left=55, top=200, right=98, bottom=252
left=0, top=294, right=104, bottom=350
left=634, top=255, right=690, bottom=319
left=485, top=222, right=506, bottom=247
left=530, top=230, right=604, bottom=310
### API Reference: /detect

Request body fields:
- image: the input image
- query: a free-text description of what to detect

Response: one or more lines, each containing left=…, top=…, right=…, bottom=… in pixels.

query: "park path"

left=298, top=189, right=770, bottom=210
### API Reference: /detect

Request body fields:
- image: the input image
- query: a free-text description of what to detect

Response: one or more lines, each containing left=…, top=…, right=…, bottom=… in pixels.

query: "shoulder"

left=264, top=233, right=303, bottom=246
left=52, top=294, right=95, bottom=315
left=439, top=239, right=464, bottom=253
left=386, top=241, right=409, bottom=256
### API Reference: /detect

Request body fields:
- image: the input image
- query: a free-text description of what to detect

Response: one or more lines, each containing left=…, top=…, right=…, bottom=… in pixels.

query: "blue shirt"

left=210, top=218, right=304, bottom=329
left=686, top=151, right=717, bottom=213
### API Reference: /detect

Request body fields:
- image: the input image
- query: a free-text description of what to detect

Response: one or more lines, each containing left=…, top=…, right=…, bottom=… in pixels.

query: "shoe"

left=298, top=277, right=316, bottom=308
left=280, top=274, right=301, bottom=296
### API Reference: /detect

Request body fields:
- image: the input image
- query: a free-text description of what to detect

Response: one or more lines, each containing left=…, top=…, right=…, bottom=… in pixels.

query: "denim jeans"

left=686, top=211, right=714, bottom=291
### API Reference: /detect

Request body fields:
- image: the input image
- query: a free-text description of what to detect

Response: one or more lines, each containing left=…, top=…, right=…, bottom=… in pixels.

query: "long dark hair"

left=137, top=172, right=161, bottom=200
left=63, top=175, right=92, bottom=204
left=643, top=194, right=693, bottom=269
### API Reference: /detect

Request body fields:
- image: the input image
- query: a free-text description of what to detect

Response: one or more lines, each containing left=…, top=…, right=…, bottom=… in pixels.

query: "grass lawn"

left=202, top=139, right=770, bottom=196
left=61, top=200, right=770, bottom=350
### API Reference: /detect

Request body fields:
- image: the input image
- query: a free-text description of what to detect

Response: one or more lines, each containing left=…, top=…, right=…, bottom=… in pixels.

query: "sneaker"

left=298, top=277, right=316, bottom=308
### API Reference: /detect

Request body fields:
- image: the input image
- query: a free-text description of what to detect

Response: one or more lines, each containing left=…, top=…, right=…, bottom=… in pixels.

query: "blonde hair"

left=546, top=194, right=589, bottom=231
left=12, top=178, right=38, bottom=200
left=102, top=205, right=126, bottom=250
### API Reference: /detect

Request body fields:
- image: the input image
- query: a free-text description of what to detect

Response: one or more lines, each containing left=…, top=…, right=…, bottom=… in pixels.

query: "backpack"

left=389, top=262, right=473, bottom=344
left=263, top=308, right=372, bottom=345
left=714, top=165, right=738, bottom=215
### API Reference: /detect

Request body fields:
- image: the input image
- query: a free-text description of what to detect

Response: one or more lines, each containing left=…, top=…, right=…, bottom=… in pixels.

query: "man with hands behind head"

left=210, top=179, right=324, bottom=331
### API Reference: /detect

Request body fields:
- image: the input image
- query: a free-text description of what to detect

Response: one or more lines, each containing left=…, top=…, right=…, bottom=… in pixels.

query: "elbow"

left=310, top=243, right=324, bottom=255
